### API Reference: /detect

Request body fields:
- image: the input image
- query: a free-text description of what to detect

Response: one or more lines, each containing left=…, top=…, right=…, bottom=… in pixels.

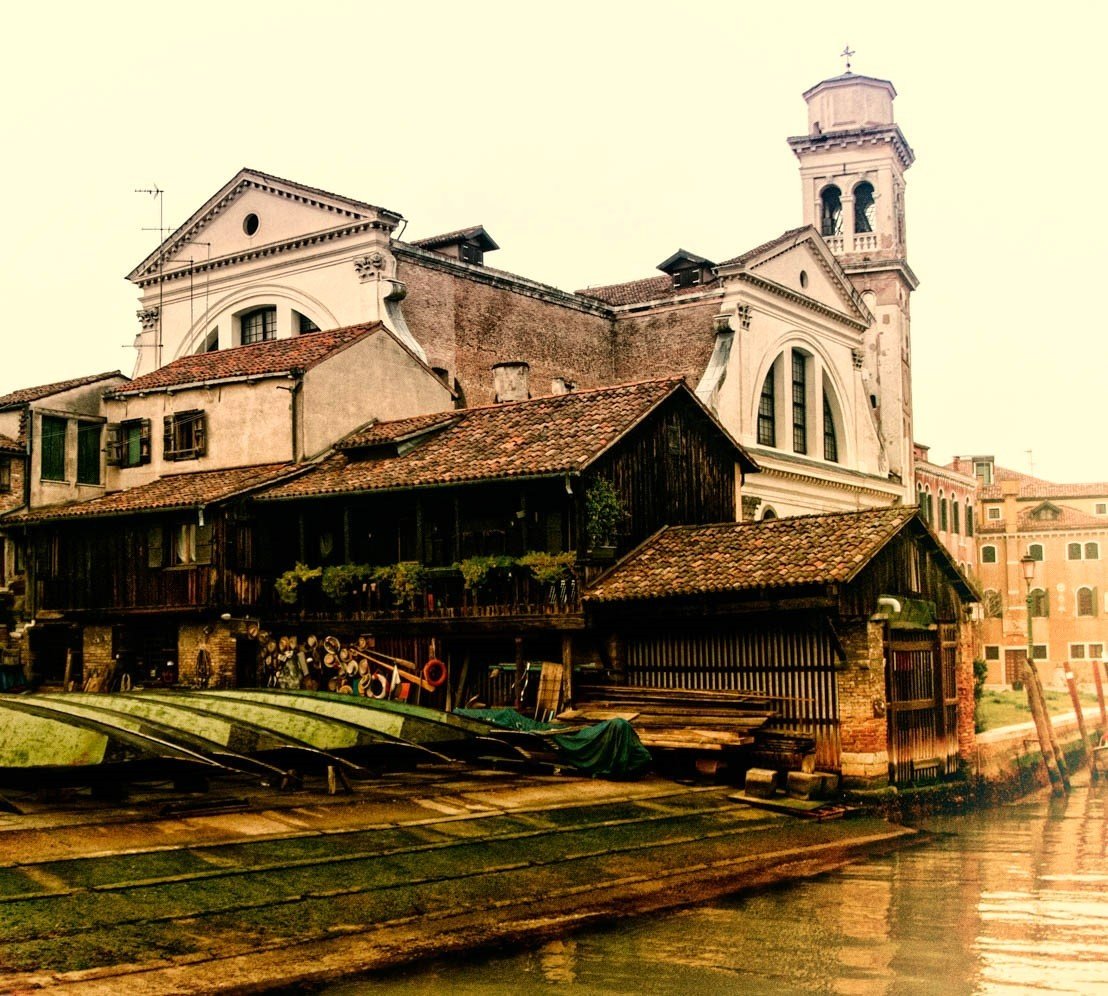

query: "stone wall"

left=177, top=621, right=238, bottom=689
left=836, top=619, right=889, bottom=787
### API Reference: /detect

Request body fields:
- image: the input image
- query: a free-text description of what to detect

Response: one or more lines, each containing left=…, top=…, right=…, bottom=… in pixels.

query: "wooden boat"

left=146, top=690, right=441, bottom=770
left=0, top=698, right=226, bottom=789
left=26, top=694, right=291, bottom=783
left=206, top=688, right=484, bottom=739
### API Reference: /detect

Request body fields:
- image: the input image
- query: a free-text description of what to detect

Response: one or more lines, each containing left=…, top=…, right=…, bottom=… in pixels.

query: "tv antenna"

left=134, top=185, right=169, bottom=369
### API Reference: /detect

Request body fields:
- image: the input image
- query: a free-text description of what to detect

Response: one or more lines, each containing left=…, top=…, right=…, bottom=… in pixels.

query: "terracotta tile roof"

left=5, top=463, right=301, bottom=524
left=575, top=227, right=811, bottom=307
left=717, top=226, right=810, bottom=267
left=261, top=379, right=755, bottom=501
left=585, top=507, right=918, bottom=602
left=978, top=502, right=1107, bottom=534
left=0, top=433, right=22, bottom=454
left=110, top=324, right=382, bottom=396
left=977, top=465, right=1108, bottom=501
left=576, top=273, right=721, bottom=307
left=0, top=372, right=125, bottom=412
left=340, top=411, right=462, bottom=448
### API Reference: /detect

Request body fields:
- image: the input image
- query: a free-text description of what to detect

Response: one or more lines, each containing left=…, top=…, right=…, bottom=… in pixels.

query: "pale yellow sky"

left=1, top=1, right=1104, bottom=481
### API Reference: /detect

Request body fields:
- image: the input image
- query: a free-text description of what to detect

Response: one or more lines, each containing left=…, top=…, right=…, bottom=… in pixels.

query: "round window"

left=243, top=213, right=260, bottom=236
left=799, top=270, right=808, bottom=289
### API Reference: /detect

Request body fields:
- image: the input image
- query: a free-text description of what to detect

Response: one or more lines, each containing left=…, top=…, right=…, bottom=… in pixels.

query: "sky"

left=1, top=1, right=1104, bottom=482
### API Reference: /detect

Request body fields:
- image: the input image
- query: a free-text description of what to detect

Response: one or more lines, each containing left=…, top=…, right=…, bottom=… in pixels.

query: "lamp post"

left=1019, top=553, right=1069, bottom=793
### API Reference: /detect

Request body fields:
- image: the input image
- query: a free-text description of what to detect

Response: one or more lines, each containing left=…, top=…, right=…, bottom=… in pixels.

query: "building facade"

left=955, top=456, right=1108, bottom=688
left=124, top=68, right=919, bottom=519
left=913, top=443, right=978, bottom=576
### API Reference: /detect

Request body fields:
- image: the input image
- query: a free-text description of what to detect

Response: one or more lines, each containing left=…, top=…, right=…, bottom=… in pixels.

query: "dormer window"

left=459, top=242, right=484, bottom=265
left=656, top=249, right=714, bottom=292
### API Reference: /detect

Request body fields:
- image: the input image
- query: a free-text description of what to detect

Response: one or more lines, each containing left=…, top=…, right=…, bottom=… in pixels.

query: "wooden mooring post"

left=1022, top=661, right=1068, bottom=795
left=1093, top=658, right=1107, bottom=730
left=1065, top=666, right=1097, bottom=782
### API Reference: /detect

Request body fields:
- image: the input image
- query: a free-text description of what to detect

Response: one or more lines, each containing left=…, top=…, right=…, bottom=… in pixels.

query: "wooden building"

left=5, top=379, right=757, bottom=692
left=584, top=507, right=978, bottom=786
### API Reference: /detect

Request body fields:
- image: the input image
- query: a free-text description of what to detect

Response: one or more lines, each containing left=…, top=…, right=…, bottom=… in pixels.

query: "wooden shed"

left=584, top=507, right=978, bottom=787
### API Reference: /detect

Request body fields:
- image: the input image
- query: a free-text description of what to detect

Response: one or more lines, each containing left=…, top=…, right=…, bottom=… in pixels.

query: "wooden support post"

left=62, top=648, right=73, bottom=693
left=1065, top=666, right=1097, bottom=782
left=1093, top=659, right=1107, bottom=730
left=455, top=649, right=470, bottom=711
left=514, top=636, right=525, bottom=711
left=561, top=634, right=574, bottom=706
left=1022, top=661, right=1066, bottom=795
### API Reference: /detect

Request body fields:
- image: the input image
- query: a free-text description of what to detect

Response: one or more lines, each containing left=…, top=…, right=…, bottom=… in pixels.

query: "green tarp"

left=456, top=708, right=651, bottom=779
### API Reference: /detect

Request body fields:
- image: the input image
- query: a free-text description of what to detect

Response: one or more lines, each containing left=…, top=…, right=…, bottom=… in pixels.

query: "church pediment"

left=127, top=168, right=402, bottom=283
left=719, top=226, right=872, bottom=326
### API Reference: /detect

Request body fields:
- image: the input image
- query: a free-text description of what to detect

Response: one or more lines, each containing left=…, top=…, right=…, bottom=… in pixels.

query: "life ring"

left=422, top=658, right=447, bottom=689
left=367, top=672, right=389, bottom=699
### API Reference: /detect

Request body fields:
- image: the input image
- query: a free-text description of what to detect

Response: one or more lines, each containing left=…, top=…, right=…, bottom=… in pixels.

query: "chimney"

left=550, top=377, right=576, bottom=396
left=492, top=361, right=530, bottom=403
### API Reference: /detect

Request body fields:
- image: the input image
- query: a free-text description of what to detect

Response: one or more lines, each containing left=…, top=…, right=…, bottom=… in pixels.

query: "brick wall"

left=0, top=456, right=25, bottom=517
left=612, top=303, right=719, bottom=386
left=836, top=619, right=890, bottom=787
left=178, top=621, right=238, bottom=689
left=957, top=620, right=977, bottom=759
left=398, top=260, right=615, bottom=406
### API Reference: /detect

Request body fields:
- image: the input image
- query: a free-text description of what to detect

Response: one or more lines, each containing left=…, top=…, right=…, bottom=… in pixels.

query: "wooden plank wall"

left=622, top=618, right=841, bottom=769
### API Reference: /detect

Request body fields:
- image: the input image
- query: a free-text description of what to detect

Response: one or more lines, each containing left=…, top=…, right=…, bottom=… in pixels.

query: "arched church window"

left=854, top=182, right=876, bottom=234
left=820, top=186, right=842, bottom=237
left=757, top=368, right=776, bottom=447
left=791, top=350, right=807, bottom=455
left=952, top=499, right=960, bottom=534
left=822, top=395, right=838, bottom=462
left=241, top=307, right=276, bottom=345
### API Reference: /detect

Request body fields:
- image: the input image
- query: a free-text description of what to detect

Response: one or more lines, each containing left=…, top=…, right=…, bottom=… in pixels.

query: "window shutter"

left=163, top=416, right=175, bottom=461
left=1043, top=591, right=1049, bottom=618
left=105, top=424, right=121, bottom=466
left=194, top=413, right=207, bottom=457
left=139, top=419, right=152, bottom=464
left=1095, top=587, right=1100, bottom=618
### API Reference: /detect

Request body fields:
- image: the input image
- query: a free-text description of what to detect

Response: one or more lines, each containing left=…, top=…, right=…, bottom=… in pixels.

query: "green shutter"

left=40, top=416, right=66, bottom=481
left=76, top=423, right=101, bottom=485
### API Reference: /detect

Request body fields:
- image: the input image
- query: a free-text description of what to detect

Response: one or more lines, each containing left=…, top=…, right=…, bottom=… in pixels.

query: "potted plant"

left=585, top=479, right=624, bottom=559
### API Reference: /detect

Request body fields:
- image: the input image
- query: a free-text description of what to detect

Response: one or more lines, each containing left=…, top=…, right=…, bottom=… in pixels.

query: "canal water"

left=328, top=784, right=1108, bottom=994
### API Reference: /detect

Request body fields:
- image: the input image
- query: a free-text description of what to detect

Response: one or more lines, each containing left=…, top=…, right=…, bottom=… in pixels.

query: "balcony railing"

left=269, top=566, right=582, bottom=621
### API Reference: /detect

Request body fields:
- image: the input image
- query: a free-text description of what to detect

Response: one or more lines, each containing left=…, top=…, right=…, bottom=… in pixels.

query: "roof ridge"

left=447, top=377, right=684, bottom=418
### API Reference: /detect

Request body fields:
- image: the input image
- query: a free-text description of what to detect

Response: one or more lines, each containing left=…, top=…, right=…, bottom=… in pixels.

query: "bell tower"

left=788, top=67, right=918, bottom=492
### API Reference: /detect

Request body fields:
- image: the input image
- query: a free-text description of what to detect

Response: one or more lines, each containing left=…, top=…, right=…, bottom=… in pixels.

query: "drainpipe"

left=22, top=408, right=32, bottom=510
left=277, top=371, right=305, bottom=462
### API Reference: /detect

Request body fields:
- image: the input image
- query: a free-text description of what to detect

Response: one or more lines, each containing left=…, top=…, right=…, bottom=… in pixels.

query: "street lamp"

left=1020, top=554, right=1036, bottom=665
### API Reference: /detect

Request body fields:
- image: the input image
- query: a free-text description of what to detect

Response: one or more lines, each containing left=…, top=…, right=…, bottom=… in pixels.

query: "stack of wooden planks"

left=557, top=685, right=776, bottom=752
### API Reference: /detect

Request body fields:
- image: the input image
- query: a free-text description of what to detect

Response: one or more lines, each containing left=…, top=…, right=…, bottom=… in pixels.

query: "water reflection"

left=329, top=786, right=1108, bottom=995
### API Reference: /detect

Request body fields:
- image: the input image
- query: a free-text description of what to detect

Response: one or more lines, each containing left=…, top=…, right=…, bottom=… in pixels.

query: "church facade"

left=127, top=69, right=918, bottom=519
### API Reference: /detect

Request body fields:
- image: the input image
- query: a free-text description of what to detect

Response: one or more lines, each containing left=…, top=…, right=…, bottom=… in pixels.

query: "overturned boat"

left=0, top=698, right=227, bottom=789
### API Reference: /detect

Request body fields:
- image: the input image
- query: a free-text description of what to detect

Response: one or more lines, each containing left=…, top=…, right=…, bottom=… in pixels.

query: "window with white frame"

left=1076, top=586, right=1097, bottom=617
left=986, top=506, right=1001, bottom=520
left=1095, top=502, right=1107, bottom=515
left=1029, top=588, right=1049, bottom=617
left=984, top=645, right=1000, bottom=661
left=1068, top=542, right=1083, bottom=560
left=1027, top=543, right=1044, bottom=561
left=1030, top=644, right=1048, bottom=661
left=1085, top=542, right=1100, bottom=560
